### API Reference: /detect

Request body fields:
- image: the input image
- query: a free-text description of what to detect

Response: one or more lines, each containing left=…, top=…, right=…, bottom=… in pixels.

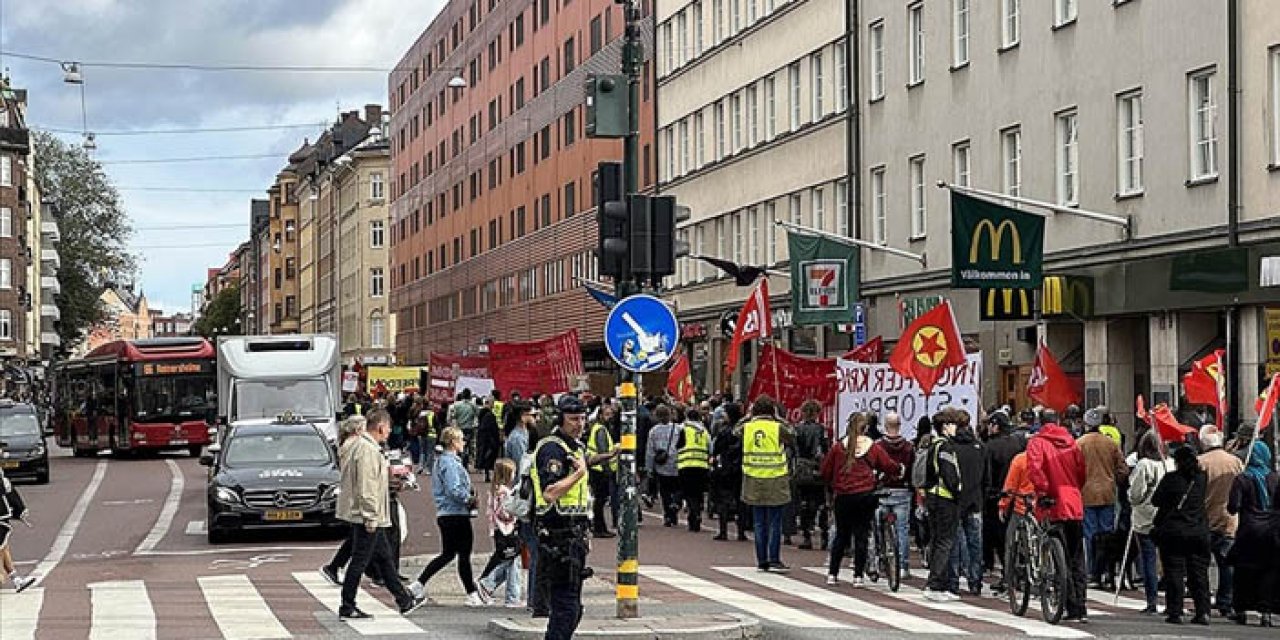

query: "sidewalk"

left=488, top=613, right=763, bottom=639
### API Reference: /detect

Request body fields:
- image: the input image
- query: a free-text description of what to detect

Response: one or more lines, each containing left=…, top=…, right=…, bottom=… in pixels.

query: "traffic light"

left=632, top=195, right=692, bottom=285
left=585, top=74, right=628, bottom=138
left=595, top=161, right=628, bottom=279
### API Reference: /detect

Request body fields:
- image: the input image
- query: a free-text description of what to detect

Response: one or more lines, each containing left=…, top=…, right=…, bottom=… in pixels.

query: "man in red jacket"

left=1025, top=409, right=1089, bottom=624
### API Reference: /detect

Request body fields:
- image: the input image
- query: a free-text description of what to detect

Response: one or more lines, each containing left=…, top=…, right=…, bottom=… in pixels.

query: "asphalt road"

left=1, top=445, right=1274, bottom=639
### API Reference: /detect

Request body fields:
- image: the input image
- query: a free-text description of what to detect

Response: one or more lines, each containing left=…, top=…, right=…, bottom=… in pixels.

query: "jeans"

left=415, top=515, right=477, bottom=594
left=521, top=520, right=546, bottom=615
left=1137, top=533, right=1159, bottom=607
left=876, top=488, right=912, bottom=570
left=340, top=524, right=414, bottom=612
left=1082, top=504, right=1116, bottom=579
left=1209, top=531, right=1233, bottom=612
left=797, top=485, right=828, bottom=542
left=419, top=434, right=436, bottom=470
left=658, top=474, right=682, bottom=525
left=828, top=492, right=878, bottom=578
left=751, top=505, right=785, bottom=567
left=924, top=496, right=959, bottom=592
left=479, top=557, right=523, bottom=605
left=948, top=511, right=984, bottom=591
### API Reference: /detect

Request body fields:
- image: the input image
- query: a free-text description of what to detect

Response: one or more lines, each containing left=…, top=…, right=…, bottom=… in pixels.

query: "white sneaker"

left=852, top=576, right=865, bottom=588
left=923, top=589, right=951, bottom=602
left=943, top=591, right=961, bottom=601
left=825, top=575, right=838, bottom=586
left=465, top=591, right=486, bottom=607
left=408, top=581, right=425, bottom=600
left=13, top=576, right=36, bottom=593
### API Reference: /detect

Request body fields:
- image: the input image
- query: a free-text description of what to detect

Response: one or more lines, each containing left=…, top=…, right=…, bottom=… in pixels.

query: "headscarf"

left=1243, top=440, right=1272, bottom=510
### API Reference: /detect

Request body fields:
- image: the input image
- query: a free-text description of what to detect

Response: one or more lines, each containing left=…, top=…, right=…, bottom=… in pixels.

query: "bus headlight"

left=214, top=487, right=241, bottom=505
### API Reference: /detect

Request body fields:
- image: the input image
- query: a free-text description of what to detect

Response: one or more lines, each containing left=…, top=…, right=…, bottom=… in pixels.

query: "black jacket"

left=1152, top=468, right=1210, bottom=543
left=793, top=421, right=827, bottom=461
left=924, top=436, right=963, bottom=502
left=952, top=429, right=988, bottom=514
left=984, top=431, right=1026, bottom=500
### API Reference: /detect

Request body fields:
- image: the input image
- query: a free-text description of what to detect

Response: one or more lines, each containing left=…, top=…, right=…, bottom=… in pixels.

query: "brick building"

left=388, top=0, right=656, bottom=366
left=0, top=83, right=33, bottom=360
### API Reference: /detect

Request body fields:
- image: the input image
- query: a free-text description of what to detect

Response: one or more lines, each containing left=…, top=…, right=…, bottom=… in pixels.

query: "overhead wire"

left=33, top=123, right=327, bottom=136
left=0, top=49, right=391, bottom=73
left=99, top=153, right=287, bottom=165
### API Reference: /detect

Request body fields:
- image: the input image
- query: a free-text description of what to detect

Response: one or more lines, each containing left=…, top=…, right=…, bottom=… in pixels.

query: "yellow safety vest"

left=677, top=424, right=710, bottom=470
left=586, top=422, right=617, bottom=473
left=494, top=400, right=505, bottom=424
left=742, top=418, right=786, bottom=479
left=425, top=412, right=436, bottom=438
left=926, top=438, right=955, bottom=500
left=531, top=435, right=591, bottom=517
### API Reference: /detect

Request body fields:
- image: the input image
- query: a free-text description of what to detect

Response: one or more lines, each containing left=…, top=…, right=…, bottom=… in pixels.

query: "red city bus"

left=52, top=337, right=216, bottom=457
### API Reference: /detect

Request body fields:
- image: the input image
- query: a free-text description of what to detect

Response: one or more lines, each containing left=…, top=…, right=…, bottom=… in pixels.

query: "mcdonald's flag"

left=1028, top=343, right=1076, bottom=413
left=1182, top=349, right=1227, bottom=417
left=667, top=350, right=695, bottom=404
left=889, top=300, right=966, bottom=396
left=950, top=192, right=1045, bottom=289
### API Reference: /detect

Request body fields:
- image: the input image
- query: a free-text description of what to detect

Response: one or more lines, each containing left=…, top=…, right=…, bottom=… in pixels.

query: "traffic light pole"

left=614, top=0, right=643, bottom=620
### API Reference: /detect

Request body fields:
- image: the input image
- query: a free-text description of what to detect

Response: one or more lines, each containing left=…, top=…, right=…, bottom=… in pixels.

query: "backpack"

left=911, top=444, right=931, bottom=490
left=504, top=452, right=535, bottom=521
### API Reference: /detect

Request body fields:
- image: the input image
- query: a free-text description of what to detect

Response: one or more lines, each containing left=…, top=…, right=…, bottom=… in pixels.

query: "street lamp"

left=61, top=62, right=83, bottom=85
left=82, top=133, right=97, bottom=151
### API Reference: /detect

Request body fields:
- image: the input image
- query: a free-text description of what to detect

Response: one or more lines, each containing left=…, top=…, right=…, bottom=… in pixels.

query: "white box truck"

left=215, top=335, right=342, bottom=442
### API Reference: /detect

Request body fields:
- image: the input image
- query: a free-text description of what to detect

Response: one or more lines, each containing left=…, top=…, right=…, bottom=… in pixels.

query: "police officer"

left=586, top=404, right=619, bottom=538
left=676, top=408, right=711, bottom=532
left=532, top=396, right=617, bottom=640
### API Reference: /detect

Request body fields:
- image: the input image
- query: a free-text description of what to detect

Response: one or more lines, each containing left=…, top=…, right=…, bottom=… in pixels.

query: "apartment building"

left=857, top=0, right=1280, bottom=428
left=0, top=82, right=46, bottom=362
left=239, top=200, right=269, bottom=335
left=388, top=0, right=656, bottom=366
left=660, top=0, right=852, bottom=393
left=265, top=156, right=302, bottom=334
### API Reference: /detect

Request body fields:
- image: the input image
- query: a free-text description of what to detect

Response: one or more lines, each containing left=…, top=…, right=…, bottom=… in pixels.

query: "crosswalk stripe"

left=716, top=567, right=967, bottom=634
left=292, top=571, right=421, bottom=636
left=89, top=580, right=157, bottom=640
left=804, top=568, right=1091, bottom=638
left=1085, top=589, right=1147, bottom=611
left=642, top=566, right=850, bottom=629
left=0, top=587, right=43, bottom=640
left=198, top=575, right=291, bottom=639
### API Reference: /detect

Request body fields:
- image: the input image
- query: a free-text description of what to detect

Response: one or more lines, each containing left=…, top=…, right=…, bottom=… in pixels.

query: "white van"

left=215, top=335, right=341, bottom=442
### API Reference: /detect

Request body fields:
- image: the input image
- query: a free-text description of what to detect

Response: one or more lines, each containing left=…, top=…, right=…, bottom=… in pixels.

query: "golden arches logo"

left=969, top=219, right=1023, bottom=265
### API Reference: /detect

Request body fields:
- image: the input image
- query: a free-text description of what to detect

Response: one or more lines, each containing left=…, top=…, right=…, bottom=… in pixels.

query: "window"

left=285, top=257, right=297, bottom=280
left=563, top=36, right=576, bottom=73
left=764, top=77, right=777, bottom=139
left=693, top=2, right=704, bottom=57
left=564, top=109, right=577, bottom=146
left=908, top=3, right=924, bottom=85
left=1056, top=110, right=1079, bottom=205
left=371, top=316, right=385, bottom=348
left=747, top=207, right=759, bottom=263
left=811, top=187, right=825, bottom=231
left=1054, top=0, right=1077, bottom=27
left=0, top=156, right=10, bottom=187
left=811, top=52, right=825, bottom=119
left=694, top=112, right=705, bottom=167
left=835, top=42, right=848, bottom=111
left=662, top=23, right=674, bottom=74
left=1001, top=0, right=1020, bottom=48
left=953, top=0, right=969, bottom=67
left=835, top=180, right=849, bottom=236
left=788, top=63, right=801, bottom=130
left=0, top=310, right=11, bottom=341
left=0, top=258, right=9, bottom=290
left=731, top=0, right=741, bottom=33
left=731, top=93, right=743, bottom=151
left=746, top=0, right=757, bottom=23
left=952, top=141, right=971, bottom=187
left=731, top=214, right=743, bottom=264
left=370, top=220, right=385, bottom=248
left=664, top=128, right=675, bottom=180
left=679, top=119, right=691, bottom=174
left=746, top=86, right=759, bottom=146
left=1003, top=127, right=1023, bottom=196
left=871, top=167, right=887, bottom=244
left=789, top=193, right=802, bottom=227
left=715, top=218, right=727, bottom=268
left=870, top=21, right=885, bottom=100
left=909, top=156, right=926, bottom=238
left=1118, top=91, right=1144, bottom=195
left=1272, top=47, right=1280, bottom=165
left=285, top=296, right=297, bottom=318
left=675, top=12, right=687, bottom=67
left=714, top=100, right=726, bottom=160
left=1189, top=69, right=1218, bottom=180
left=764, top=201, right=777, bottom=263
left=0, top=208, right=10, bottom=238
left=370, top=268, right=385, bottom=297
left=564, top=181, right=576, bottom=217
left=712, top=0, right=724, bottom=44
left=590, top=16, right=603, bottom=54
left=370, top=172, right=385, bottom=199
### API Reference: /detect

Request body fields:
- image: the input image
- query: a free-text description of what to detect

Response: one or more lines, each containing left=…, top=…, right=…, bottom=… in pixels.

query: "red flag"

left=1183, top=349, right=1226, bottom=417
left=888, top=300, right=965, bottom=396
left=725, top=279, right=773, bottom=373
left=1151, top=403, right=1197, bottom=443
left=748, top=345, right=838, bottom=424
left=841, top=336, right=884, bottom=363
left=1136, top=394, right=1148, bottom=423
left=1256, top=373, right=1280, bottom=429
left=666, top=351, right=695, bottom=404
left=1027, top=343, right=1077, bottom=413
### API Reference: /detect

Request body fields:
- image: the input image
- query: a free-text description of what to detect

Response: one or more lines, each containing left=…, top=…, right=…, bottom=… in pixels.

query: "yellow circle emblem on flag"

left=912, top=326, right=949, bottom=368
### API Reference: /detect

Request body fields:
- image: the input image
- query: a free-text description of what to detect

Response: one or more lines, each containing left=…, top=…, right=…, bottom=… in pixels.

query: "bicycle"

left=1003, top=493, right=1069, bottom=625
left=866, top=490, right=902, bottom=592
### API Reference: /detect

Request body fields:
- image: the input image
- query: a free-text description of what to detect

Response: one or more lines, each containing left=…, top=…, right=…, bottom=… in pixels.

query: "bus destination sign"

left=136, top=361, right=213, bottom=376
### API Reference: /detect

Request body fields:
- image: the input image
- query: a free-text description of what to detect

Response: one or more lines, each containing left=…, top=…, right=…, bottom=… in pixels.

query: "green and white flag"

left=787, top=231, right=859, bottom=326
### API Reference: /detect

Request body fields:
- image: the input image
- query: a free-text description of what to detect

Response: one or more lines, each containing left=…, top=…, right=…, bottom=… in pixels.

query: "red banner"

left=841, top=336, right=883, bottom=363
left=487, top=329, right=585, bottom=397
left=427, top=353, right=491, bottom=404
left=748, top=345, right=838, bottom=425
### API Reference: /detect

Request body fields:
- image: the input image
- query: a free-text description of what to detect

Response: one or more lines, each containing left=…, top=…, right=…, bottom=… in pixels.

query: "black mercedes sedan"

left=0, top=401, right=49, bottom=484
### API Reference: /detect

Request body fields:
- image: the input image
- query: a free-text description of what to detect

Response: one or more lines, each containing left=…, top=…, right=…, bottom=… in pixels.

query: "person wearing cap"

left=1196, top=425, right=1243, bottom=618
left=1078, top=406, right=1128, bottom=588
left=532, top=396, right=616, bottom=639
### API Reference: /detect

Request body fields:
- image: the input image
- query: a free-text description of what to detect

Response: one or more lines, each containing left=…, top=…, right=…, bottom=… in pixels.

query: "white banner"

left=835, top=353, right=983, bottom=441
left=455, top=375, right=495, bottom=398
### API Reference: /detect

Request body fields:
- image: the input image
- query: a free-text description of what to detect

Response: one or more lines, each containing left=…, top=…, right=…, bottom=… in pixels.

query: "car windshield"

left=0, top=413, right=40, bottom=437
left=224, top=433, right=331, bottom=467
left=234, top=379, right=331, bottom=419
left=135, top=375, right=216, bottom=421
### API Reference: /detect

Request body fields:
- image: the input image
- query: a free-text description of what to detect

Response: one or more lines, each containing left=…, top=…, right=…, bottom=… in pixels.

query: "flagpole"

left=773, top=219, right=927, bottom=266
left=1243, top=373, right=1279, bottom=469
left=936, top=181, right=1131, bottom=231
left=770, top=340, right=782, bottom=402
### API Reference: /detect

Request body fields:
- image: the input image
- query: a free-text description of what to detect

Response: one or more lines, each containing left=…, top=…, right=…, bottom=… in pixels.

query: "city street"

left=1, top=447, right=1273, bottom=639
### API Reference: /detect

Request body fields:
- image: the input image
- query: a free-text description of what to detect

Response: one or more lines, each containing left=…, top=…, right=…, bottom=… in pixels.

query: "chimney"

left=364, top=104, right=383, bottom=125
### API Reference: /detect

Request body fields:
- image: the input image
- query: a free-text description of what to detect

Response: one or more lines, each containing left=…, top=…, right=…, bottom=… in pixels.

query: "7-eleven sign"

left=801, top=260, right=844, bottom=312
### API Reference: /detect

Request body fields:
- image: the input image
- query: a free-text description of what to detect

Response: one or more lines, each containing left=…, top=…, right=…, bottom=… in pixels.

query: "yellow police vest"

left=742, top=418, right=786, bottom=479
left=677, top=424, right=710, bottom=470
left=425, top=412, right=436, bottom=438
left=531, top=435, right=591, bottom=517
left=494, top=400, right=505, bottom=424
left=586, top=422, right=617, bottom=473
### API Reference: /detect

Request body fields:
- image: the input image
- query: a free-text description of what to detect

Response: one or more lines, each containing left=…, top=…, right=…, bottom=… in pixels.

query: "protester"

left=1226, top=440, right=1279, bottom=627
left=948, top=410, right=989, bottom=597
left=1127, top=429, right=1171, bottom=614
left=476, top=458, right=523, bottom=608
left=1078, top=408, right=1129, bottom=587
left=476, top=398, right=502, bottom=483
left=448, top=390, right=479, bottom=467
left=1025, top=409, right=1089, bottom=623
left=737, top=396, right=794, bottom=572
left=645, top=405, right=683, bottom=527
left=821, top=411, right=902, bottom=586
left=1196, top=425, right=1243, bottom=617
left=0, top=464, right=34, bottom=593
left=1152, top=445, right=1212, bottom=625
left=676, top=408, right=712, bottom=533
left=871, top=412, right=915, bottom=578
left=791, top=400, right=828, bottom=550
left=710, top=402, right=747, bottom=541
left=411, top=427, right=486, bottom=607
left=983, top=410, right=1024, bottom=593
left=922, top=408, right=964, bottom=601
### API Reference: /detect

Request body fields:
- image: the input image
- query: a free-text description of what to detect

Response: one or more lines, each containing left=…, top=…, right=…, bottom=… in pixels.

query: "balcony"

left=40, top=303, right=58, bottom=320
left=40, top=247, right=59, bottom=267
left=40, top=331, right=60, bottom=346
left=40, top=220, right=59, bottom=242
left=0, top=126, right=30, bottom=155
left=40, top=275, right=59, bottom=295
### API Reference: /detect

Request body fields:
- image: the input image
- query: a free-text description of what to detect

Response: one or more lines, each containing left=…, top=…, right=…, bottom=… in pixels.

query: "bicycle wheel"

left=882, top=517, right=901, bottom=592
left=1006, top=519, right=1031, bottom=616
left=1040, top=535, right=1069, bottom=625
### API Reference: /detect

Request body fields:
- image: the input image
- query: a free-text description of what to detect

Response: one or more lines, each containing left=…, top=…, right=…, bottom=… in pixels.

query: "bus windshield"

left=233, top=379, right=331, bottom=420
left=224, top=432, right=331, bottom=467
left=134, top=375, right=217, bottom=422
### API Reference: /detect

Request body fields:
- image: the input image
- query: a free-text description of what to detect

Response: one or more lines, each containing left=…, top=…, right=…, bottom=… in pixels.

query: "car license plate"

left=171, top=439, right=188, bottom=446
left=0, top=461, right=18, bottom=469
left=264, top=510, right=303, bottom=521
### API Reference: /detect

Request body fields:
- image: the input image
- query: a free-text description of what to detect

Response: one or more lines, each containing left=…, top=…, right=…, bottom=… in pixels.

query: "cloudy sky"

left=3, top=0, right=443, bottom=315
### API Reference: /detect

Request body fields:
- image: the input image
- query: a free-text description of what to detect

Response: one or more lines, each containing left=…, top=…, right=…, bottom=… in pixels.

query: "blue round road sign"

left=604, top=294, right=679, bottom=373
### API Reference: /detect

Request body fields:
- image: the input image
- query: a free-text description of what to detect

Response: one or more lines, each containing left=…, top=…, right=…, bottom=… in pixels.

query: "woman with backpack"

left=710, top=402, right=748, bottom=541
left=820, top=412, right=903, bottom=587
left=476, top=458, right=523, bottom=607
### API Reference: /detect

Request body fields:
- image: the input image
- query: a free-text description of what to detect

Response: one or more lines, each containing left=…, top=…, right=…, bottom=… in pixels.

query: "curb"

left=487, top=613, right=763, bottom=639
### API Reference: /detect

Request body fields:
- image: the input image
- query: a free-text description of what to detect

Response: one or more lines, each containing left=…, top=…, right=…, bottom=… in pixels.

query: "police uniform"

left=586, top=419, right=618, bottom=536
left=532, top=425, right=592, bottom=640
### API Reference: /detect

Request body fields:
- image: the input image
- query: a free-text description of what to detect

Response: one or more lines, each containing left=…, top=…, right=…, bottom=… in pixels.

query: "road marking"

left=1085, top=589, right=1147, bottom=611
left=134, top=459, right=183, bottom=555
left=717, top=567, right=966, bottom=634
left=199, top=574, right=291, bottom=639
left=209, top=554, right=291, bottom=571
left=89, top=580, right=156, bottom=640
left=642, top=566, right=849, bottom=629
left=292, top=571, right=421, bottom=635
left=140, top=545, right=335, bottom=557
left=103, top=498, right=156, bottom=506
left=0, top=586, right=43, bottom=640
left=33, top=459, right=108, bottom=586
left=186, top=520, right=207, bottom=535
left=803, top=568, right=1091, bottom=638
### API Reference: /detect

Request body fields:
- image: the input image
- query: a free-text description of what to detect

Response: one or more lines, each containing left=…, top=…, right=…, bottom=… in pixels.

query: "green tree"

left=32, top=131, right=135, bottom=356
left=193, top=285, right=242, bottom=337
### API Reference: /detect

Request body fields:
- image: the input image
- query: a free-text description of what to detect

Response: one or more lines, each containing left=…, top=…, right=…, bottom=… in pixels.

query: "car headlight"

left=321, top=484, right=340, bottom=502
left=31, top=444, right=45, bottom=458
left=214, top=486, right=241, bottom=505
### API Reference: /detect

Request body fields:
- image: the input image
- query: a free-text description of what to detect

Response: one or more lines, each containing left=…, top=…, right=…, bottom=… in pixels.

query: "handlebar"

left=1000, top=491, right=1055, bottom=509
